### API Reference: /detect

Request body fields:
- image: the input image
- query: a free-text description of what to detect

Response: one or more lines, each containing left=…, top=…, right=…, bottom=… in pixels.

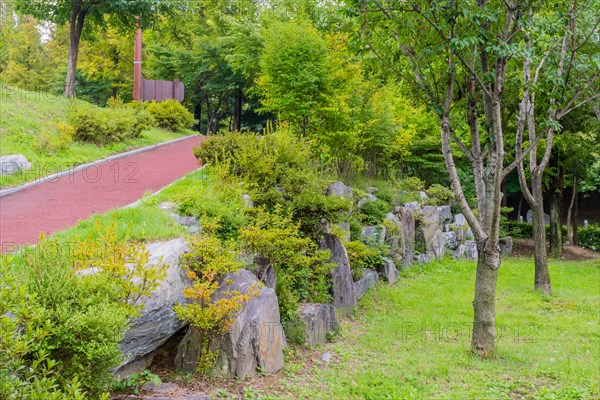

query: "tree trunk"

left=565, top=174, right=576, bottom=245
left=549, top=161, right=563, bottom=256
left=531, top=177, right=551, bottom=294
left=232, top=90, right=242, bottom=132
left=65, top=7, right=86, bottom=98
left=471, top=240, right=500, bottom=357
left=194, top=103, right=202, bottom=133
left=572, top=185, right=579, bottom=245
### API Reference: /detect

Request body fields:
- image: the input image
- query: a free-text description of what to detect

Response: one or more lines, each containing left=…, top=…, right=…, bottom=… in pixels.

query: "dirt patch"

left=513, top=239, right=599, bottom=261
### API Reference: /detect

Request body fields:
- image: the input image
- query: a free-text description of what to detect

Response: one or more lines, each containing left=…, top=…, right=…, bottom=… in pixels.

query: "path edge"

left=0, top=134, right=201, bottom=198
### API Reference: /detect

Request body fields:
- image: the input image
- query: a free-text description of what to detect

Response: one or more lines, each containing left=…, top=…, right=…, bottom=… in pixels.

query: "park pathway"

left=0, top=135, right=203, bottom=250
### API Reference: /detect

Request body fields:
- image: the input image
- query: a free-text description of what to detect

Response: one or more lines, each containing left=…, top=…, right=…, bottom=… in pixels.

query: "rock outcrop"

left=319, top=233, right=357, bottom=314
left=116, top=239, right=191, bottom=376
left=298, top=303, right=339, bottom=345
left=354, top=269, right=379, bottom=298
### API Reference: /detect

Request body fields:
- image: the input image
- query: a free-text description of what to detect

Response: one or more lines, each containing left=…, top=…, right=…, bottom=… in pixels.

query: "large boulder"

left=385, top=212, right=402, bottom=247
left=457, top=241, right=478, bottom=260
left=499, top=237, right=513, bottom=256
left=328, top=181, right=353, bottom=200
left=443, top=231, right=460, bottom=250
left=396, top=207, right=416, bottom=267
left=437, top=206, right=453, bottom=225
left=357, top=193, right=378, bottom=209
left=354, top=269, right=379, bottom=298
left=176, top=269, right=285, bottom=379
left=254, top=255, right=277, bottom=289
left=298, top=303, right=338, bottom=345
left=361, top=225, right=386, bottom=244
left=378, top=257, right=399, bottom=285
left=116, top=239, right=191, bottom=376
left=319, top=233, right=357, bottom=315
left=421, top=206, right=446, bottom=260
left=0, top=154, right=31, bottom=175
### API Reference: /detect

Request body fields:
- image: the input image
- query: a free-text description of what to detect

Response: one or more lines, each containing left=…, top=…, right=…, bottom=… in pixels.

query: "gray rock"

left=366, top=186, right=378, bottom=194
left=322, top=352, right=333, bottom=362
left=499, top=237, right=513, bottom=256
left=354, top=269, right=379, bottom=298
left=254, top=255, right=277, bottom=289
left=385, top=213, right=401, bottom=247
left=419, top=191, right=428, bottom=200
left=298, top=303, right=338, bottom=345
left=378, top=257, right=399, bottom=285
left=421, top=206, right=445, bottom=260
left=416, top=253, right=433, bottom=265
left=437, top=206, right=453, bottom=225
left=361, top=225, right=386, bottom=244
left=454, top=213, right=467, bottom=226
left=328, top=181, right=353, bottom=200
left=404, top=201, right=421, bottom=211
left=116, top=239, right=191, bottom=376
left=0, top=154, right=31, bottom=175
left=443, top=231, right=459, bottom=250
left=396, top=207, right=416, bottom=267
left=357, top=193, right=378, bottom=209
left=457, top=241, right=478, bottom=260
left=320, top=234, right=357, bottom=314
left=176, top=270, right=285, bottom=379
left=526, top=209, right=550, bottom=224
left=176, top=216, right=200, bottom=233
left=336, top=221, right=351, bottom=242
left=242, top=194, right=253, bottom=207
left=158, top=201, right=177, bottom=212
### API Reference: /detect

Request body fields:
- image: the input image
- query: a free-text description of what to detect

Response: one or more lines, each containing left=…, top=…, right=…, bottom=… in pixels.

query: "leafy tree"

left=14, top=0, right=170, bottom=98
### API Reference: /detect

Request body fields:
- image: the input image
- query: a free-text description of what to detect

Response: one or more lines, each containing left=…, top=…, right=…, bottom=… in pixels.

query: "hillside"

left=0, top=86, right=189, bottom=188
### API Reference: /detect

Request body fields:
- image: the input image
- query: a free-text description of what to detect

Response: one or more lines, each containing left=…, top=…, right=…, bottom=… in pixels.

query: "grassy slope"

left=271, top=258, right=599, bottom=400
left=0, top=86, right=189, bottom=188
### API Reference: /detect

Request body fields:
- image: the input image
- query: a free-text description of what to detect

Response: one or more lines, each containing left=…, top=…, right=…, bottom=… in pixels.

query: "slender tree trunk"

left=572, top=185, right=579, bottom=245
left=566, top=175, right=576, bottom=244
left=549, top=161, right=563, bottom=256
left=194, top=103, right=202, bottom=133
left=517, top=195, right=523, bottom=222
left=232, top=90, right=242, bottom=132
left=472, top=240, right=500, bottom=356
left=65, top=7, right=86, bottom=98
left=531, top=175, right=551, bottom=294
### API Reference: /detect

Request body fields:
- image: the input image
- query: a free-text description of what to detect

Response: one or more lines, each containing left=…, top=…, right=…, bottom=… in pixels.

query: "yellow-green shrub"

left=174, top=235, right=258, bottom=374
left=146, top=99, right=195, bottom=132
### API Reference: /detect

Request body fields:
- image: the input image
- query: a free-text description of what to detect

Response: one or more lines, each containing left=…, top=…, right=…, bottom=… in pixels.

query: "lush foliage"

left=345, top=240, right=384, bottom=281
left=67, top=103, right=154, bottom=145
left=146, top=99, right=196, bottom=132
left=578, top=225, right=600, bottom=251
left=174, top=235, right=258, bottom=373
left=7, top=221, right=164, bottom=396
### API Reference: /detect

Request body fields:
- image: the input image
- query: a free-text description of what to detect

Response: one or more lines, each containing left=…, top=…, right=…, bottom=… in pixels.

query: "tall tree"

left=351, top=0, right=566, bottom=356
left=514, top=0, right=599, bottom=294
left=14, top=0, right=169, bottom=98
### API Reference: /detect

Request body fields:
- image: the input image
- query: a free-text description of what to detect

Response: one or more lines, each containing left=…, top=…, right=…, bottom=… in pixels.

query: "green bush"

left=502, top=221, right=534, bottom=239
left=349, top=217, right=363, bottom=241
left=0, top=258, right=97, bottom=400
left=10, top=222, right=164, bottom=396
left=68, top=103, right=154, bottom=145
left=579, top=225, right=600, bottom=251
left=146, top=99, right=195, bottom=132
left=425, top=184, right=454, bottom=206
left=345, top=240, right=384, bottom=281
left=359, top=199, right=389, bottom=225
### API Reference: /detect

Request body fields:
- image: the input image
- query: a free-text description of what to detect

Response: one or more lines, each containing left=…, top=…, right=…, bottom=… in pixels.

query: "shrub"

left=345, top=240, right=384, bottom=281
left=578, top=225, right=600, bottom=251
left=0, top=258, right=98, bottom=400
left=68, top=103, right=154, bottom=145
left=359, top=199, right=389, bottom=225
left=239, top=207, right=333, bottom=339
left=349, top=217, right=363, bottom=241
left=173, top=235, right=258, bottom=373
left=425, top=184, right=454, bottom=206
left=13, top=221, right=164, bottom=396
left=146, top=99, right=195, bottom=132
left=502, top=221, right=534, bottom=238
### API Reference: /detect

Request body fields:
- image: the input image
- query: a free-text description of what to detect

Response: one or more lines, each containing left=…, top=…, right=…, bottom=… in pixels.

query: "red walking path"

left=0, top=135, right=203, bottom=251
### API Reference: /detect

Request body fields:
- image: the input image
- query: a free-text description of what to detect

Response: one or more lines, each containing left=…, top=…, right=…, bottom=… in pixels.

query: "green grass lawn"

left=0, top=86, right=191, bottom=188
left=257, top=258, right=599, bottom=400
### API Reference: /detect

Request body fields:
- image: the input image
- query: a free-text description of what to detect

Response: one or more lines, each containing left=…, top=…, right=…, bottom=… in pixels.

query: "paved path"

left=0, top=135, right=203, bottom=250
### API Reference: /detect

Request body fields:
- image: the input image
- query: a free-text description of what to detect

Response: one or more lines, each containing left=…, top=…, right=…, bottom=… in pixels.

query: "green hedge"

left=579, top=225, right=600, bottom=251
left=68, top=103, right=154, bottom=145
left=146, top=99, right=195, bottom=132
